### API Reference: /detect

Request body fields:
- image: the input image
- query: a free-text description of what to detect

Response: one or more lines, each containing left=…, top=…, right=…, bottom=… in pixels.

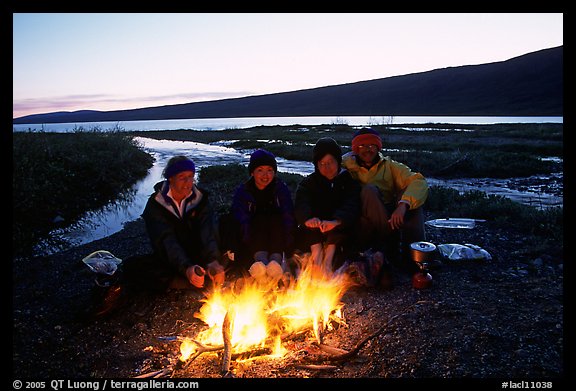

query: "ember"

left=179, top=255, right=354, bottom=362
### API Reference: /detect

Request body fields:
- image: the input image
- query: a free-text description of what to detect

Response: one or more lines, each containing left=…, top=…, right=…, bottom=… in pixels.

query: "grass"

left=129, top=122, right=563, bottom=178
left=13, top=128, right=154, bottom=258
left=13, top=123, right=563, bottom=259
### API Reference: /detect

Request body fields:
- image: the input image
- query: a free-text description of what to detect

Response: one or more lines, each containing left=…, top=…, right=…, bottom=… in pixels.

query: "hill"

left=13, top=46, right=563, bottom=124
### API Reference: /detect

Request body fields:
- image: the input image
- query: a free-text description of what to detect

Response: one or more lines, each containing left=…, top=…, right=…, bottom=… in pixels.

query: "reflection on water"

left=12, top=115, right=563, bottom=133
left=55, top=138, right=247, bottom=247
left=427, top=176, right=563, bottom=210
left=43, top=137, right=562, bottom=256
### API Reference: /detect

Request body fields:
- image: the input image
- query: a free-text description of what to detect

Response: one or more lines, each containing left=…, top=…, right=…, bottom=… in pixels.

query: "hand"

left=388, top=203, right=408, bottom=230
left=319, top=219, right=341, bottom=233
left=207, top=261, right=225, bottom=286
left=186, top=265, right=206, bottom=288
left=304, top=217, right=322, bottom=229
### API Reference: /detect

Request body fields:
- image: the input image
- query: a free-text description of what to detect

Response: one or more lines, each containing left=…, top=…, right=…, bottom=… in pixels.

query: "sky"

left=12, top=13, right=563, bottom=119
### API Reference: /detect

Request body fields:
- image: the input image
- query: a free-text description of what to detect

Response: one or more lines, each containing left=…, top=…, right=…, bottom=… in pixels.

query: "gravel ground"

left=12, top=215, right=565, bottom=385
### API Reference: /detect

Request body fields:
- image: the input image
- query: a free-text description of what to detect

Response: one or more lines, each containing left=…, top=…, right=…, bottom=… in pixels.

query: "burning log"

left=221, top=310, right=233, bottom=376
left=177, top=324, right=311, bottom=364
left=232, top=347, right=272, bottom=360
left=171, top=255, right=358, bottom=372
left=313, top=317, right=324, bottom=344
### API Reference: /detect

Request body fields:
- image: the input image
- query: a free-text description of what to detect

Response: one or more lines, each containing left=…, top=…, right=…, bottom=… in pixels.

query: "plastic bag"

left=82, top=250, right=123, bottom=275
left=436, top=243, right=492, bottom=261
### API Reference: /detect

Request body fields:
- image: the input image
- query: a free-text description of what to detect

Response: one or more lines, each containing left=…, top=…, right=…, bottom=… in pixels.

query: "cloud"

left=13, top=91, right=255, bottom=118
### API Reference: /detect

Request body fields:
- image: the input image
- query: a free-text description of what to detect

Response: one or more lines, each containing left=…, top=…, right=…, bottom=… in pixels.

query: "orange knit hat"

left=351, top=128, right=383, bottom=154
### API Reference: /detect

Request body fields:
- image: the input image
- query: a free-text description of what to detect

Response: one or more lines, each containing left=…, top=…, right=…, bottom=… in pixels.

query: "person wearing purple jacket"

left=230, top=149, right=296, bottom=280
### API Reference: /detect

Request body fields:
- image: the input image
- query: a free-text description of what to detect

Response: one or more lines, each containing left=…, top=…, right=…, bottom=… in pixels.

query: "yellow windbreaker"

left=341, top=151, right=429, bottom=210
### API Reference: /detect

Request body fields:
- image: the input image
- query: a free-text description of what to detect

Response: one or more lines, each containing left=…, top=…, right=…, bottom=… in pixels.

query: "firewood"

left=313, top=301, right=430, bottom=363
left=182, top=341, right=224, bottom=368
left=315, top=343, right=350, bottom=356
left=313, top=317, right=323, bottom=344
left=173, top=316, right=342, bottom=368
left=134, top=367, right=173, bottom=378
left=232, top=347, right=272, bottom=360
left=295, top=364, right=338, bottom=371
left=221, top=310, right=233, bottom=376
left=153, top=368, right=174, bottom=378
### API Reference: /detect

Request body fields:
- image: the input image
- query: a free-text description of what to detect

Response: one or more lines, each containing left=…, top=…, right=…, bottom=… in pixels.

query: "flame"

left=180, top=254, right=353, bottom=361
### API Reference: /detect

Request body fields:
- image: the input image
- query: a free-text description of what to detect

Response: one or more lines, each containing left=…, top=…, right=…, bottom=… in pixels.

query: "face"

left=252, top=165, right=275, bottom=190
left=317, top=154, right=339, bottom=180
left=168, top=170, right=195, bottom=199
left=356, top=144, right=379, bottom=165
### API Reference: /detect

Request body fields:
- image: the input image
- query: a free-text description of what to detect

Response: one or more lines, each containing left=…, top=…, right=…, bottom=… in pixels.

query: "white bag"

left=437, top=243, right=492, bottom=261
left=82, top=250, right=123, bottom=275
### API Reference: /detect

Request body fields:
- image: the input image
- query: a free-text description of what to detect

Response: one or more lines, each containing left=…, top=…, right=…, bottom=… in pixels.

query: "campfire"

left=178, top=255, right=354, bottom=371
left=137, top=252, right=421, bottom=378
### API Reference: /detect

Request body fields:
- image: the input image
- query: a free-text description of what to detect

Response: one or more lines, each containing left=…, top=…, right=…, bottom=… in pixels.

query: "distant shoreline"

left=12, top=115, right=563, bottom=133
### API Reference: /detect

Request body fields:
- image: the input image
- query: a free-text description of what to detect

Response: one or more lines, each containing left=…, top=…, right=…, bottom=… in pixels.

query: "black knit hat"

left=313, top=137, right=342, bottom=167
left=248, top=149, right=277, bottom=174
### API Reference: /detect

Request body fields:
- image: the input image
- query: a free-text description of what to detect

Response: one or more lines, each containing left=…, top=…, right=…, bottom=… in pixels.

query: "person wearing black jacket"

left=141, top=155, right=225, bottom=289
left=294, top=138, right=361, bottom=274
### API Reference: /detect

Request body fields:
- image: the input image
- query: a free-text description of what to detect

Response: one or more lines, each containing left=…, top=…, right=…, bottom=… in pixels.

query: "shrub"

left=13, top=129, right=154, bottom=258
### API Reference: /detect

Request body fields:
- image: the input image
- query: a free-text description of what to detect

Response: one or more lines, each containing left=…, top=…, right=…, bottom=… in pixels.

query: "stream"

left=42, top=137, right=563, bottom=255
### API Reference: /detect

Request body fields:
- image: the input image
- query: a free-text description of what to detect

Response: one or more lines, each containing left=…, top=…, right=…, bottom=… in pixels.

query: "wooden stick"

left=177, top=317, right=337, bottom=367
left=153, top=368, right=174, bottom=378
left=221, top=310, right=233, bottom=376
left=313, top=317, right=323, bottom=345
left=316, top=343, right=349, bottom=356
left=232, top=347, right=272, bottom=360
left=133, top=366, right=174, bottom=378
left=134, top=369, right=166, bottom=378
left=313, top=301, right=430, bottom=363
left=182, top=341, right=224, bottom=369
left=294, top=364, right=338, bottom=371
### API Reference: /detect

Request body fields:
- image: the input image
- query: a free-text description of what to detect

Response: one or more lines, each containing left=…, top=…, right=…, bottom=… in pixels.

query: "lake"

left=12, top=115, right=563, bottom=133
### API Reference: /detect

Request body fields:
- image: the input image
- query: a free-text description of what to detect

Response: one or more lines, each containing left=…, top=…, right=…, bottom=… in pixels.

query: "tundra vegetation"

left=13, top=122, right=563, bottom=259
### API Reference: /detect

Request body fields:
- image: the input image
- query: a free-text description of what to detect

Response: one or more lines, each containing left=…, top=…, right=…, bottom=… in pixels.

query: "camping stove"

left=410, top=241, right=436, bottom=289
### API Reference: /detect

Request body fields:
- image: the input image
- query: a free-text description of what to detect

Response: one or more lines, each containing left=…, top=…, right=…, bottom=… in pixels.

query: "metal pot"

left=410, top=241, right=437, bottom=264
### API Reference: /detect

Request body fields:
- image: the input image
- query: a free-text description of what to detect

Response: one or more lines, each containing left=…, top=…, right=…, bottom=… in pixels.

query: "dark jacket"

left=294, top=169, right=361, bottom=229
left=142, top=180, right=221, bottom=277
left=232, top=177, right=296, bottom=249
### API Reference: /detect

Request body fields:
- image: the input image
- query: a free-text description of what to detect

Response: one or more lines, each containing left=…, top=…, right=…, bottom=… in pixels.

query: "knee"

left=361, top=184, right=380, bottom=201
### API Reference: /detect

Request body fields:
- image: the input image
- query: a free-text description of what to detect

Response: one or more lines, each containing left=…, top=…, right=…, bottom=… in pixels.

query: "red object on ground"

left=412, top=271, right=433, bottom=289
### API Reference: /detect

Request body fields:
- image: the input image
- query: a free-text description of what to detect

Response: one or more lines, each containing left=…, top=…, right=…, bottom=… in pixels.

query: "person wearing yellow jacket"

left=342, top=127, right=429, bottom=271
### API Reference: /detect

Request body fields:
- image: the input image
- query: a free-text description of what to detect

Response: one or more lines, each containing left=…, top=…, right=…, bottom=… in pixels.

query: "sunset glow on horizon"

left=13, top=13, right=563, bottom=119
